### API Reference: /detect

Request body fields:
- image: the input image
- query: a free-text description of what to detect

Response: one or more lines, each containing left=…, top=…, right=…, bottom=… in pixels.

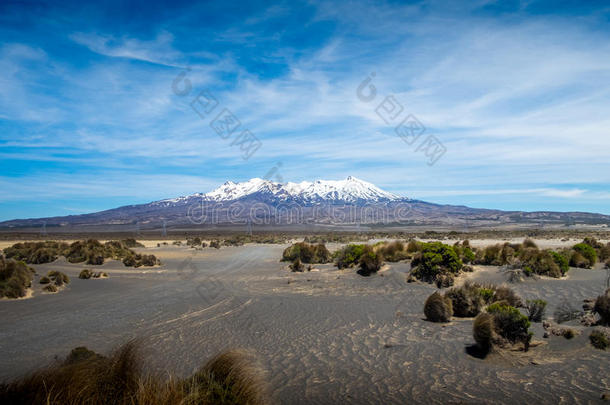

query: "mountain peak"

left=202, top=177, right=402, bottom=203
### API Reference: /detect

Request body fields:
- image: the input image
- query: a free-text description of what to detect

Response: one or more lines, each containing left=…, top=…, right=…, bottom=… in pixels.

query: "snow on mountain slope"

left=199, top=176, right=402, bottom=203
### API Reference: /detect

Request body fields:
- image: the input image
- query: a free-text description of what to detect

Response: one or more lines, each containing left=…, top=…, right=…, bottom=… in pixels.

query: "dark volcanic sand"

left=1, top=243, right=609, bottom=404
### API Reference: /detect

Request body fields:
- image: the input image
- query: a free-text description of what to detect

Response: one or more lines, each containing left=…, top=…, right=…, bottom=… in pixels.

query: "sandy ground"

left=0, top=239, right=609, bottom=404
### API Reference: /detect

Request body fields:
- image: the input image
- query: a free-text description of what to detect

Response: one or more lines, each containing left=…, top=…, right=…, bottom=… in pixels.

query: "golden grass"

left=0, top=342, right=269, bottom=405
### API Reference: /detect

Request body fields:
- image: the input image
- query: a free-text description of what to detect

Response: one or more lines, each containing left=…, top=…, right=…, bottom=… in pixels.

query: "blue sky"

left=1, top=0, right=610, bottom=221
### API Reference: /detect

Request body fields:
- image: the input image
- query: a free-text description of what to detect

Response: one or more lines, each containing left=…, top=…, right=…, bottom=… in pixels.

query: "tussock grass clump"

left=589, top=330, right=609, bottom=350
left=79, top=269, right=93, bottom=279
left=289, top=258, right=304, bottom=272
left=79, top=269, right=108, bottom=279
left=423, top=292, right=453, bottom=322
left=444, top=282, right=488, bottom=317
left=43, top=284, right=58, bottom=293
left=187, top=349, right=268, bottom=405
left=375, top=241, right=409, bottom=262
left=492, top=285, right=524, bottom=308
left=209, top=240, right=221, bottom=249
left=121, top=238, right=144, bottom=248
left=473, top=312, right=494, bottom=351
left=563, top=329, right=576, bottom=339
left=47, top=270, right=70, bottom=286
left=0, top=257, right=35, bottom=298
left=594, top=288, right=610, bottom=326
left=526, top=299, right=547, bottom=322
left=358, top=245, right=383, bottom=276
left=282, top=242, right=331, bottom=264
left=0, top=342, right=269, bottom=405
left=443, top=283, right=522, bottom=318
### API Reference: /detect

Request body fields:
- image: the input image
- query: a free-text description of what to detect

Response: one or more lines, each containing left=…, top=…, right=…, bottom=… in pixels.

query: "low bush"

left=423, top=292, right=453, bottom=322
left=281, top=242, right=331, bottom=264
left=410, top=242, right=463, bottom=284
left=526, top=299, right=547, bottom=322
left=589, top=330, right=609, bottom=350
left=335, top=244, right=365, bottom=269
left=0, top=257, right=35, bottom=298
left=572, top=243, right=597, bottom=268
left=39, top=276, right=50, bottom=284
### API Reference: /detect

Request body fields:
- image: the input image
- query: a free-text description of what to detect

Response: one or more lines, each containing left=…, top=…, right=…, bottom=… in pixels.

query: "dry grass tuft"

left=0, top=342, right=269, bottom=405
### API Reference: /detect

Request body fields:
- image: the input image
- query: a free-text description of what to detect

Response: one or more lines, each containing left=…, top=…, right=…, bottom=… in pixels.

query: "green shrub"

left=335, top=244, right=365, bottom=269
left=281, top=242, right=331, bottom=264
left=473, top=312, right=494, bottom=351
left=563, top=329, right=576, bottom=339
left=572, top=243, right=597, bottom=268
left=487, top=302, right=532, bottom=349
left=39, top=276, right=50, bottom=284
left=410, top=242, right=463, bottom=284
left=0, top=257, right=35, bottom=298
left=423, top=292, right=453, bottom=322
left=526, top=299, right=547, bottom=322
left=589, top=330, right=609, bottom=350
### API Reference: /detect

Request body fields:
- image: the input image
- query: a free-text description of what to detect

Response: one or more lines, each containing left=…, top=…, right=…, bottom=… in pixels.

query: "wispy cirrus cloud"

left=0, top=0, right=609, bottom=220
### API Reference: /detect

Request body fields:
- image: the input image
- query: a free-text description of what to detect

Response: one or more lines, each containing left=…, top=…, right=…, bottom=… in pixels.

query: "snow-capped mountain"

left=2, top=176, right=609, bottom=230
left=200, top=176, right=401, bottom=203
